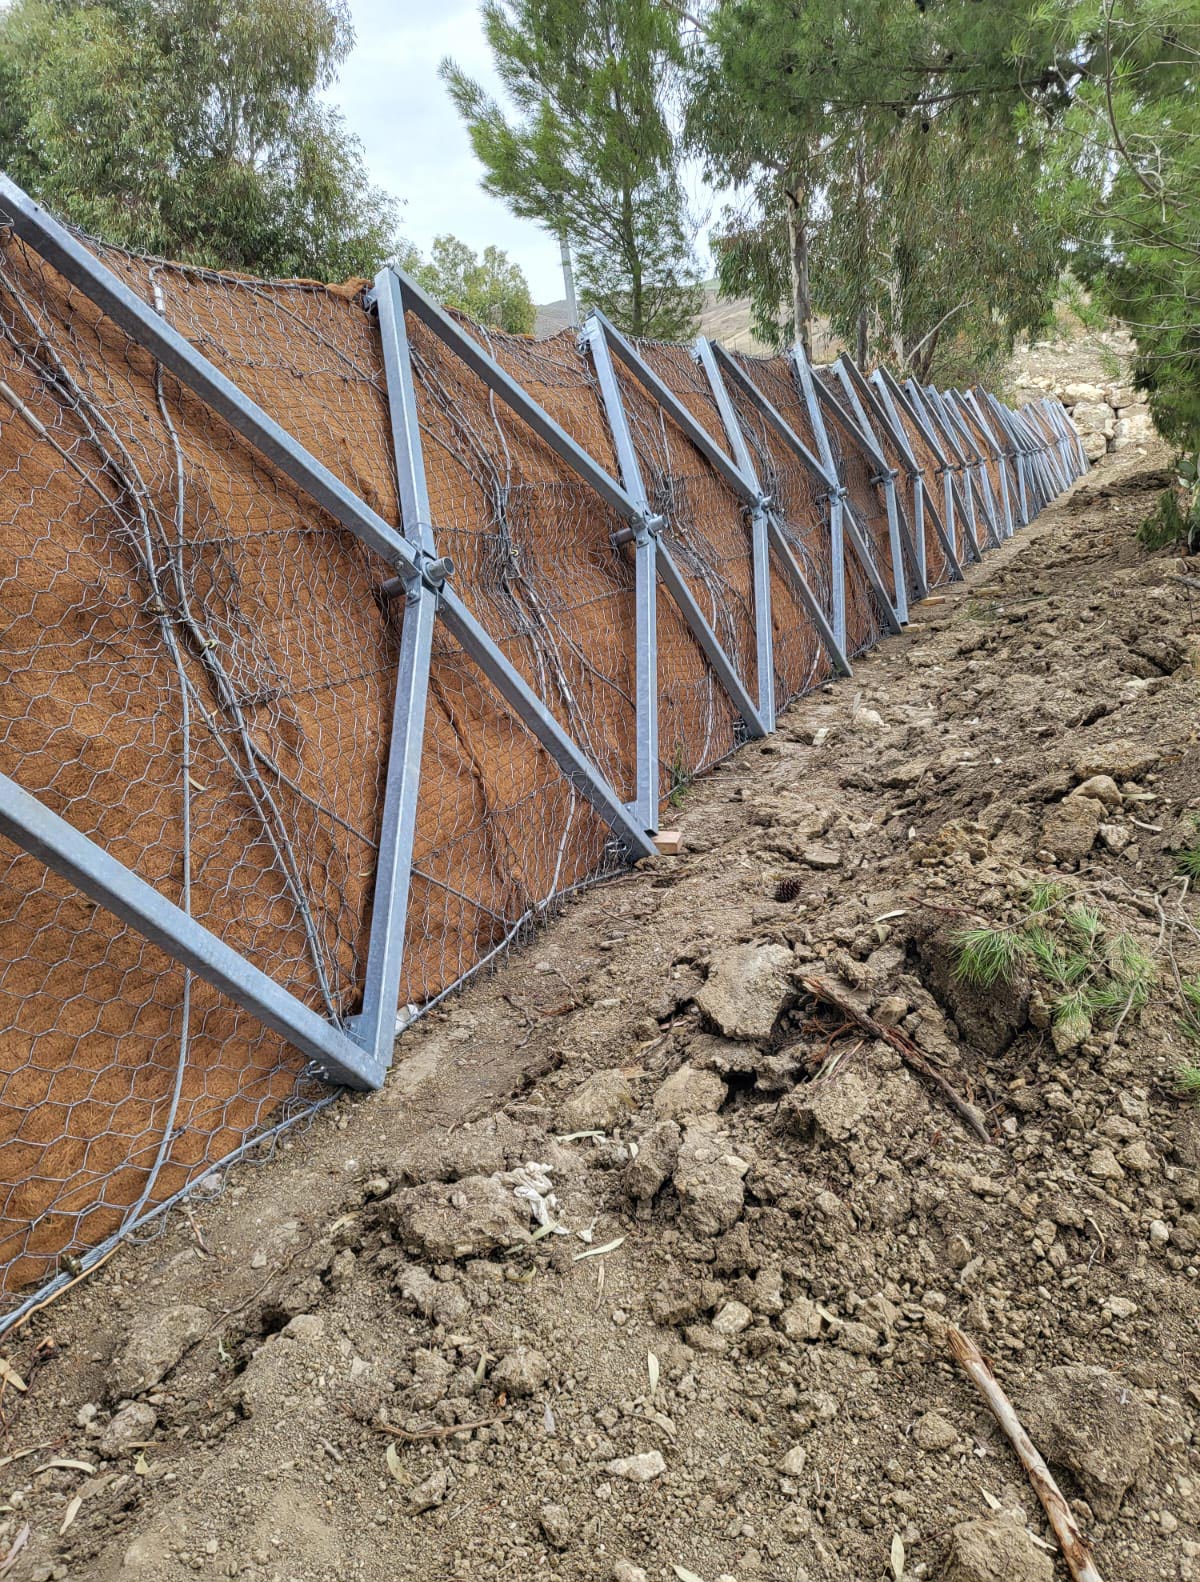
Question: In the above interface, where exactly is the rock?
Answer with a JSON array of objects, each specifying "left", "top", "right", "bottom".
[
  {"left": 1074, "top": 739, "right": 1161, "bottom": 781},
  {"left": 673, "top": 1128, "right": 746, "bottom": 1236},
  {"left": 390, "top": 1116, "right": 521, "bottom": 1184},
  {"left": 539, "top": 1503, "right": 572, "bottom": 1549},
  {"left": 1071, "top": 400, "right": 1116, "bottom": 438},
  {"left": 1042, "top": 795, "right": 1103, "bottom": 861},
  {"left": 1082, "top": 429, "right": 1108, "bottom": 463},
  {"left": 780, "top": 1298, "right": 822, "bottom": 1341},
  {"left": 1149, "top": 1218, "right": 1170, "bottom": 1246},
  {"left": 1074, "top": 774, "right": 1122, "bottom": 809},
  {"left": 1063, "top": 382, "right": 1104, "bottom": 406},
  {"left": 649, "top": 1278, "right": 717, "bottom": 1327},
  {"left": 97, "top": 1400, "right": 158, "bottom": 1459},
  {"left": 384, "top": 1174, "right": 532, "bottom": 1260},
  {"left": 853, "top": 707, "right": 886, "bottom": 731},
  {"left": 801, "top": 844, "right": 842, "bottom": 870},
  {"left": 1106, "top": 384, "right": 1137, "bottom": 409},
  {"left": 410, "top": 1349, "right": 453, "bottom": 1410},
  {"left": 407, "top": 1464, "right": 450, "bottom": 1515},
  {"left": 1098, "top": 823, "right": 1130, "bottom": 854},
  {"left": 493, "top": 1346, "right": 551, "bottom": 1397},
  {"left": 836, "top": 1320, "right": 881, "bottom": 1356},
  {"left": 398, "top": 1265, "right": 469, "bottom": 1327},
  {"left": 783, "top": 1070, "right": 872, "bottom": 1143},
  {"left": 1103, "top": 1295, "right": 1138, "bottom": 1321},
  {"left": 1112, "top": 407, "right": 1155, "bottom": 448},
  {"left": 913, "top": 1410, "right": 957, "bottom": 1451},
  {"left": 1019, "top": 1364, "right": 1158, "bottom": 1519},
  {"left": 778, "top": 1445, "right": 807, "bottom": 1476},
  {"left": 624, "top": 1121, "right": 680, "bottom": 1208},
  {"left": 874, "top": 994, "right": 908, "bottom": 1026},
  {"left": 605, "top": 1450, "right": 666, "bottom": 1482},
  {"left": 1120, "top": 1139, "right": 1155, "bottom": 1173},
  {"left": 711, "top": 1301, "right": 753, "bottom": 1337},
  {"left": 559, "top": 1070, "right": 635, "bottom": 1132},
  {"left": 613, "top": 1562, "right": 648, "bottom": 1582},
  {"left": 943, "top": 1515, "right": 1054, "bottom": 1582},
  {"left": 1088, "top": 1146, "right": 1125, "bottom": 1182},
  {"left": 109, "top": 1304, "right": 209, "bottom": 1397},
  {"left": 695, "top": 941, "right": 793, "bottom": 1042},
  {"left": 653, "top": 1066, "right": 727, "bottom": 1122}
]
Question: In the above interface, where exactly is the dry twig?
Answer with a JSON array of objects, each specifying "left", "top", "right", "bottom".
[
  {"left": 946, "top": 1324, "right": 1104, "bottom": 1582},
  {"left": 800, "top": 977, "right": 991, "bottom": 1144},
  {"left": 375, "top": 1414, "right": 505, "bottom": 1442}
]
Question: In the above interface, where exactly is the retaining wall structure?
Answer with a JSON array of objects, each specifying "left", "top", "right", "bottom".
[{"left": 0, "top": 178, "right": 1086, "bottom": 1327}]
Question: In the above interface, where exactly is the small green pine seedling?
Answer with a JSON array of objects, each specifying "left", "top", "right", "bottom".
[
  {"left": 952, "top": 926, "right": 1022, "bottom": 988},
  {"left": 1027, "top": 879, "right": 1066, "bottom": 915},
  {"left": 1178, "top": 844, "right": 1200, "bottom": 882},
  {"left": 1176, "top": 1061, "right": 1200, "bottom": 1101}
]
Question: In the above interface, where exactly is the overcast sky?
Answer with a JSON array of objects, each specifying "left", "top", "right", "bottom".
[
  {"left": 329, "top": 0, "right": 718, "bottom": 304},
  {"left": 329, "top": 0, "right": 573, "bottom": 302}
]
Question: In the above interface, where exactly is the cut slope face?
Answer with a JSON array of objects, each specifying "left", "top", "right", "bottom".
[{"left": 2, "top": 441, "right": 1196, "bottom": 1582}]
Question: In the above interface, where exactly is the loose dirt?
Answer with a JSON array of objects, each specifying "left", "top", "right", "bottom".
[{"left": 1, "top": 437, "right": 1198, "bottom": 1582}]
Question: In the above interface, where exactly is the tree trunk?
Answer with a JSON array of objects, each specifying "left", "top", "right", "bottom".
[
  {"left": 854, "top": 138, "right": 868, "bottom": 366},
  {"left": 785, "top": 186, "right": 812, "bottom": 359}
]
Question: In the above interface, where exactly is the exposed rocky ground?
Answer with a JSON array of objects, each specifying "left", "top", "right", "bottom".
[
  {"left": 1011, "top": 315, "right": 1149, "bottom": 462},
  {"left": 1, "top": 435, "right": 1199, "bottom": 1582}
]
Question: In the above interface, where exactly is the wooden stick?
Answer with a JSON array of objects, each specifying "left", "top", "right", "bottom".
[
  {"left": 374, "top": 1414, "right": 505, "bottom": 1442},
  {"left": 799, "top": 976, "right": 992, "bottom": 1144},
  {"left": 946, "top": 1324, "right": 1104, "bottom": 1582}
]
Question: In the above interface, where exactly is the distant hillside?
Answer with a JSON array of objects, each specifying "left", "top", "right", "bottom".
[{"left": 534, "top": 285, "right": 840, "bottom": 358}]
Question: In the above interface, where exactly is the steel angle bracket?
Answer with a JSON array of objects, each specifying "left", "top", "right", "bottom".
[
  {"left": 830, "top": 356, "right": 924, "bottom": 608},
  {"left": 926, "top": 384, "right": 1003, "bottom": 551},
  {"left": 580, "top": 311, "right": 768, "bottom": 743},
  {"left": 902, "top": 378, "right": 984, "bottom": 567},
  {"left": 958, "top": 388, "right": 1016, "bottom": 539},
  {"left": 868, "top": 366, "right": 964, "bottom": 585},
  {"left": 795, "top": 342, "right": 907, "bottom": 639},
  {"left": 695, "top": 336, "right": 851, "bottom": 681}
]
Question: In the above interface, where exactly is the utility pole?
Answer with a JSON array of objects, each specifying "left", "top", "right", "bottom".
[{"left": 559, "top": 233, "right": 579, "bottom": 327}]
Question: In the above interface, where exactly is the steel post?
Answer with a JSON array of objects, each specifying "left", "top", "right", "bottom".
[{"left": 579, "top": 314, "right": 661, "bottom": 829}]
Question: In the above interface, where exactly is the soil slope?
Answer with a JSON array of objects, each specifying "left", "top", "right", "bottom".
[{"left": 2, "top": 439, "right": 1199, "bottom": 1582}]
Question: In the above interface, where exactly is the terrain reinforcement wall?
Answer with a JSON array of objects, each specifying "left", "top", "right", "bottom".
[{"left": 0, "top": 226, "right": 1038, "bottom": 1319}]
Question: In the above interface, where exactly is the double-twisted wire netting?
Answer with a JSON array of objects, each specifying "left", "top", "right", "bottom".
[{"left": 0, "top": 216, "right": 1017, "bottom": 1324}]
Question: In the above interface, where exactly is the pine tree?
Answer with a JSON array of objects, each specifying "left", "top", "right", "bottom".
[{"left": 442, "top": 0, "right": 703, "bottom": 340}]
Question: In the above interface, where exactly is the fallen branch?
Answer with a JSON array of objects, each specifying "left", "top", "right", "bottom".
[
  {"left": 799, "top": 976, "right": 991, "bottom": 1144},
  {"left": 375, "top": 1414, "right": 505, "bottom": 1442},
  {"left": 946, "top": 1324, "right": 1104, "bottom": 1582}
]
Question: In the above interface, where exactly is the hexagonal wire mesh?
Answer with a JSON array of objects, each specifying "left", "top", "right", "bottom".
[{"left": 0, "top": 209, "right": 1073, "bottom": 1329}]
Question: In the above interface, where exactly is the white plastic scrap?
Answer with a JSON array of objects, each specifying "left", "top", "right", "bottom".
[{"left": 506, "top": 1161, "right": 569, "bottom": 1235}]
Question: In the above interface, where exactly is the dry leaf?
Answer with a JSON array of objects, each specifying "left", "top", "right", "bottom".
[
  {"left": 133, "top": 1453, "right": 150, "bottom": 1476},
  {"left": 0, "top": 1360, "right": 27, "bottom": 1394},
  {"left": 890, "top": 1532, "right": 905, "bottom": 1580},
  {"left": 572, "top": 1236, "right": 625, "bottom": 1262},
  {"left": 672, "top": 1568, "right": 704, "bottom": 1582},
  {"left": 60, "top": 1495, "right": 82, "bottom": 1535},
  {"left": 980, "top": 1487, "right": 1001, "bottom": 1511},
  {"left": 35, "top": 1459, "right": 95, "bottom": 1475},
  {"left": 647, "top": 1352, "right": 660, "bottom": 1398},
  {"left": 0, "top": 1522, "right": 29, "bottom": 1575},
  {"left": 385, "top": 1443, "right": 403, "bottom": 1482}
]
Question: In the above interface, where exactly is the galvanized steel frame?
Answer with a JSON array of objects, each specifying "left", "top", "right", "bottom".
[{"left": 0, "top": 175, "right": 1079, "bottom": 1106}]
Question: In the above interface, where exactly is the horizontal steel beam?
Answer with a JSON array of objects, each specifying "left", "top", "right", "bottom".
[
  {"left": 0, "top": 773, "right": 385, "bottom": 1090},
  {"left": 0, "top": 176, "right": 422, "bottom": 583}
]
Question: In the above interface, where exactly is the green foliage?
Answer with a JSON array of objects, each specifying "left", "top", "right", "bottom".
[
  {"left": 397, "top": 235, "right": 535, "bottom": 335},
  {"left": 952, "top": 926, "right": 1024, "bottom": 989},
  {"left": 667, "top": 743, "right": 692, "bottom": 808},
  {"left": 690, "top": 0, "right": 1066, "bottom": 368},
  {"left": 952, "top": 886, "right": 1158, "bottom": 1044},
  {"left": 0, "top": 0, "right": 397, "bottom": 279},
  {"left": 441, "top": 0, "right": 703, "bottom": 340},
  {"left": 1044, "top": 1, "right": 1200, "bottom": 456},
  {"left": 1177, "top": 842, "right": 1200, "bottom": 883},
  {"left": 1139, "top": 464, "right": 1200, "bottom": 557}
]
